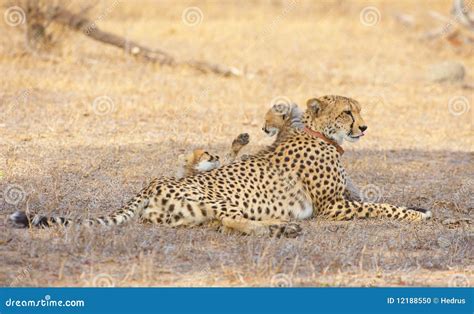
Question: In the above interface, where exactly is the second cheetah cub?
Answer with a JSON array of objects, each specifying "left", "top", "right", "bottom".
[{"left": 262, "top": 102, "right": 304, "bottom": 143}]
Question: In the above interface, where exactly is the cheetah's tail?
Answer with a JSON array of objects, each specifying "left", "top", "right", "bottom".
[{"left": 8, "top": 190, "right": 149, "bottom": 229}]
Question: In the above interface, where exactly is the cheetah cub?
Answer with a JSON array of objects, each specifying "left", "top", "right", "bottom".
[
  {"left": 262, "top": 102, "right": 304, "bottom": 142},
  {"left": 176, "top": 149, "right": 221, "bottom": 178},
  {"left": 176, "top": 133, "right": 250, "bottom": 178}
]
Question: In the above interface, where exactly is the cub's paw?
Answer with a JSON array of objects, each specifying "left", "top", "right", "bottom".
[
  {"left": 269, "top": 222, "right": 302, "bottom": 238},
  {"left": 234, "top": 133, "right": 250, "bottom": 146}
]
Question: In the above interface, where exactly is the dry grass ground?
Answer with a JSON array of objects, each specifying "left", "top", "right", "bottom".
[{"left": 0, "top": 0, "right": 473, "bottom": 287}]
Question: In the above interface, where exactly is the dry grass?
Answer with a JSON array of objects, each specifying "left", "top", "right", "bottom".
[{"left": 0, "top": 0, "right": 473, "bottom": 287}]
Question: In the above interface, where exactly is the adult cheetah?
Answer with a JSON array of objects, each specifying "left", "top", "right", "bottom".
[{"left": 10, "top": 95, "right": 432, "bottom": 236}]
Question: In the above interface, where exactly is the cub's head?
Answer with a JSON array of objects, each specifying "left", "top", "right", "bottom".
[
  {"left": 177, "top": 149, "right": 220, "bottom": 178},
  {"left": 262, "top": 102, "right": 303, "bottom": 136},
  {"left": 191, "top": 149, "right": 220, "bottom": 172},
  {"left": 305, "top": 95, "right": 367, "bottom": 144}
]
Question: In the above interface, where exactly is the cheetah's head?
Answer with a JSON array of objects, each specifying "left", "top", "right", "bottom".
[
  {"left": 262, "top": 102, "right": 303, "bottom": 137},
  {"left": 305, "top": 95, "right": 367, "bottom": 145}
]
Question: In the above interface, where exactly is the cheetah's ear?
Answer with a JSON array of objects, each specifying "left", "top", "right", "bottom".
[{"left": 306, "top": 98, "right": 323, "bottom": 116}]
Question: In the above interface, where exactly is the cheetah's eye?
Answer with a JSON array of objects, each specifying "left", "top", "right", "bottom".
[{"left": 343, "top": 110, "right": 352, "bottom": 115}]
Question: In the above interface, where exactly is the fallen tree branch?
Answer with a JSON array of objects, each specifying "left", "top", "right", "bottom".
[
  {"left": 47, "top": 6, "right": 174, "bottom": 65},
  {"left": 185, "top": 60, "right": 241, "bottom": 77},
  {"left": 33, "top": 5, "right": 241, "bottom": 77}
]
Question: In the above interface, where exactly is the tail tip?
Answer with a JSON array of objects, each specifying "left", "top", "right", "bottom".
[
  {"left": 408, "top": 207, "right": 433, "bottom": 220},
  {"left": 422, "top": 210, "right": 433, "bottom": 220},
  {"left": 8, "top": 211, "right": 30, "bottom": 228}
]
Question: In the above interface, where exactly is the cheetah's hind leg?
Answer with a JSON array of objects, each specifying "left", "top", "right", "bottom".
[{"left": 220, "top": 215, "right": 302, "bottom": 238}]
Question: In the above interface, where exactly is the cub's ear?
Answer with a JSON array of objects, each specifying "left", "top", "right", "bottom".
[{"left": 306, "top": 98, "right": 323, "bottom": 116}]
